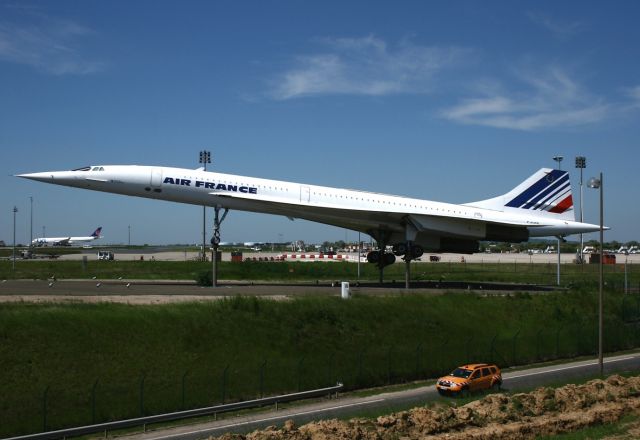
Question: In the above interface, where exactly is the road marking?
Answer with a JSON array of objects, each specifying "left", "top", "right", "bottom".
[
  {"left": 149, "top": 398, "right": 387, "bottom": 440},
  {"left": 506, "top": 355, "right": 638, "bottom": 380}
]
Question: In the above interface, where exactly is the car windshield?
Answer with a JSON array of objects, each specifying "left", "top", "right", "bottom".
[{"left": 450, "top": 368, "right": 473, "bottom": 378}]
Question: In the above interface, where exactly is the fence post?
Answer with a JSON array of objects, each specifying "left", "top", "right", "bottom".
[
  {"left": 439, "top": 338, "right": 449, "bottom": 373},
  {"left": 556, "top": 326, "right": 564, "bottom": 358},
  {"left": 297, "top": 356, "right": 305, "bottom": 392},
  {"left": 181, "top": 371, "right": 188, "bottom": 410},
  {"left": 42, "top": 385, "right": 49, "bottom": 432},
  {"left": 92, "top": 379, "right": 99, "bottom": 424},
  {"left": 221, "top": 364, "right": 229, "bottom": 404},
  {"left": 536, "top": 329, "right": 543, "bottom": 361},
  {"left": 465, "top": 336, "right": 473, "bottom": 364},
  {"left": 415, "top": 343, "right": 422, "bottom": 379},
  {"left": 489, "top": 334, "right": 498, "bottom": 364},
  {"left": 139, "top": 373, "right": 146, "bottom": 417},
  {"left": 259, "top": 360, "right": 267, "bottom": 398},
  {"left": 512, "top": 329, "right": 521, "bottom": 367},
  {"left": 387, "top": 347, "right": 392, "bottom": 385}
]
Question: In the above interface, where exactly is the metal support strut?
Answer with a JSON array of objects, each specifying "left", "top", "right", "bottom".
[{"left": 211, "top": 206, "right": 229, "bottom": 287}]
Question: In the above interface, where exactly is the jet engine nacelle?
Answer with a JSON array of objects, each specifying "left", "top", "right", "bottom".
[
  {"left": 438, "top": 238, "right": 480, "bottom": 254},
  {"left": 485, "top": 224, "right": 529, "bottom": 243}
]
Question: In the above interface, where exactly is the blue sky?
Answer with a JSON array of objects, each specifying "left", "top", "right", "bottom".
[{"left": 1, "top": 0, "right": 639, "bottom": 246}]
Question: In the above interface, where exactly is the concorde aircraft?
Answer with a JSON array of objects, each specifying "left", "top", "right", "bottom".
[
  {"left": 31, "top": 226, "right": 102, "bottom": 247},
  {"left": 17, "top": 165, "right": 601, "bottom": 267}
]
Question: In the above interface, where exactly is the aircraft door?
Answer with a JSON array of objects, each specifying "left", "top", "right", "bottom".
[
  {"left": 150, "top": 168, "right": 163, "bottom": 188},
  {"left": 300, "top": 186, "right": 311, "bottom": 203}
]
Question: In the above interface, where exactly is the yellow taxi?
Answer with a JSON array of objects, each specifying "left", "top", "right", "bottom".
[{"left": 436, "top": 363, "right": 502, "bottom": 397}]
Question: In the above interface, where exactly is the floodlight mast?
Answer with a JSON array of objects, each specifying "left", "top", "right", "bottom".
[
  {"left": 552, "top": 156, "right": 564, "bottom": 285},
  {"left": 575, "top": 156, "right": 587, "bottom": 263},
  {"left": 588, "top": 173, "right": 604, "bottom": 377},
  {"left": 199, "top": 150, "right": 211, "bottom": 262},
  {"left": 12, "top": 206, "right": 18, "bottom": 271}
]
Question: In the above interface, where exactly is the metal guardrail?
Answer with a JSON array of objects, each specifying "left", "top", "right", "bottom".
[{"left": 4, "top": 383, "right": 344, "bottom": 440}]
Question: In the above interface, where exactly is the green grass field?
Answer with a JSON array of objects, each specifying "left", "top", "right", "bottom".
[
  {"left": 1, "top": 259, "right": 638, "bottom": 289},
  {"left": 1, "top": 289, "right": 639, "bottom": 437},
  {"left": 1, "top": 260, "right": 639, "bottom": 437}
]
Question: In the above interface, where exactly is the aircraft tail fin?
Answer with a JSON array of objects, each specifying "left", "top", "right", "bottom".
[
  {"left": 465, "top": 168, "right": 575, "bottom": 221},
  {"left": 92, "top": 227, "right": 102, "bottom": 238}
]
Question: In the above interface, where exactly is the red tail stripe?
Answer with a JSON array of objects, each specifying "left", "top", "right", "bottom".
[{"left": 549, "top": 195, "right": 573, "bottom": 214}]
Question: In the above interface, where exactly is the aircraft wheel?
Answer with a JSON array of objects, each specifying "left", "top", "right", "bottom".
[
  {"left": 383, "top": 253, "right": 396, "bottom": 266},
  {"left": 411, "top": 245, "right": 424, "bottom": 259},
  {"left": 393, "top": 243, "right": 407, "bottom": 256},
  {"left": 367, "top": 251, "right": 381, "bottom": 264}
]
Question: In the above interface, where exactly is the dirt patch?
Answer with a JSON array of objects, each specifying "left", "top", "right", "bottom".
[
  {"left": 214, "top": 374, "right": 640, "bottom": 439},
  {"left": 0, "top": 294, "right": 290, "bottom": 304}
]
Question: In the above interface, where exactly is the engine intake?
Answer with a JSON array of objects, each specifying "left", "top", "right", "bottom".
[{"left": 485, "top": 224, "right": 529, "bottom": 243}]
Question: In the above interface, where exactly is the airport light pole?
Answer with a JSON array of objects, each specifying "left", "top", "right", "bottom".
[
  {"left": 199, "top": 150, "right": 211, "bottom": 261},
  {"left": 553, "top": 156, "right": 563, "bottom": 285},
  {"left": 588, "top": 172, "right": 604, "bottom": 377},
  {"left": 12, "top": 206, "right": 18, "bottom": 271},
  {"left": 128, "top": 225, "right": 131, "bottom": 246},
  {"left": 29, "top": 196, "right": 33, "bottom": 248},
  {"left": 575, "top": 157, "right": 586, "bottom": 264}
]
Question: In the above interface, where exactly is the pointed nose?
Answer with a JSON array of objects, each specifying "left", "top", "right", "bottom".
[
  {"left": 16, "top": 171, "right": 80, "bottom": 186},
  {"left": 16, "top": 172, "right": 59, "bottom": 182}
]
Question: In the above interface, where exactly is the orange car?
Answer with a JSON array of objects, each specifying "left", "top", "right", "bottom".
[{"left": 436, "top": 363, "right": 502, "bottom": 397}]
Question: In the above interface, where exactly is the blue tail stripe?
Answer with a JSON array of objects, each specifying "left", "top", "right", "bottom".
[
  {"left": 506, "top": 169, "right": 566, "bottom": 208},
  {"left": 532, "top": 181, "right": 571, "bottom": 210},
  {"left": 522, "top": 174, "right": 570, "bottom": 209}
]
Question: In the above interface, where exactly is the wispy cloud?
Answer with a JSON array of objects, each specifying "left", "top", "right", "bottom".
[
  {"left": 440, "top": 67, "right": 610, "bottom": 130},
  {"left": 0, "top": 8, "right": 103, "bottom": 75},
  {"left": 269, "top": 35, "right": 471, "bottom": 100},
  {"left": 626, "top": 85, "right": 640, "bottom": 108},
  {"left": 527, "top": 11, "right": 586, "bottom": 39}
]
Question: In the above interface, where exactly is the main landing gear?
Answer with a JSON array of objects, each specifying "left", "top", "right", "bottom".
[
  {"left": 210, "top": 206, "right": 229, "bottom": 287},
  {"left": 366, "top": 227, "right": 425, "bottom": 288},
  {"left": 366, "top": 243, "right": 424, "bottom": 287}
]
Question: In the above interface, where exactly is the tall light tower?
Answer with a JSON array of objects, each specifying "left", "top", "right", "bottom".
[
  {"left": 553, "top": 156, "right": 563, "bottom": 285},
  {"left": 29, "top": 196, "right": 33, "bottom": 248},
  {"left": 12, "top": 206, "right": 18, "bottom": 271},
  {"left": 588, "top": 172, "right": 604, "bottom": 377},
  {"left": 199, "top": 150, "right": 211, "bottom": 261},
  {"left": 575, "top": 156, "right": 586, "bottom": 263}
]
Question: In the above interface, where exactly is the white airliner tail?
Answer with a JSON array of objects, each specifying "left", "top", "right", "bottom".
[{"left": 465, "top": 168, "right": 575, "bottom": 221}]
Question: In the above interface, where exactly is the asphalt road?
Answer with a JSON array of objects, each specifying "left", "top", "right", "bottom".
[
  {"left": 0, "top": 277, "right": 563, "bottom": 304},
  {"left": 122, "top": 352, "right": 640, "bottom": 440}
]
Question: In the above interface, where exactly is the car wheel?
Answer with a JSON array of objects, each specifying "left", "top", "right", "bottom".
[
  {"left": 491, "top": 381, "right": 501, "bottom": 392},
  {"left": 460, "top": 387, "right": 470, "bottom": 398}
]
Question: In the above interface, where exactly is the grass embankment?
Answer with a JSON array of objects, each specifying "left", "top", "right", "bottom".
[
  {"left": 1, "top": 260, "right": 638, "bottom": 288},
  {"left": 1, "top": 291, "right": 639, "bottom": 437}
]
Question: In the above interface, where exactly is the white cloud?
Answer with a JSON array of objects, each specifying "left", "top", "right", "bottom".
[
  {"left": 626, "top": 85, "right": 640, "bottom": 108},
  {"left": 270, "top": 35, "right": 471, "bottom": 100},
  {"left": 0, "top": 11, "right": 103, "bottom": 75},
  {"left": 440, "top": 67, "right": 610, "bottom": 130},
  {"left": 527, "top": 11, "right": 586, "bottom": 39}
]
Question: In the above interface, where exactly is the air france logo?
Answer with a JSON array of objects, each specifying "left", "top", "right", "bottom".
[{"left": 163, "top": 177, "right": 258, "bottom": 194}]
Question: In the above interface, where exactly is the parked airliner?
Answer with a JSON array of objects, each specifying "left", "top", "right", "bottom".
[
  {"left": 31, "top": 226, "right": 102, "bottom": 247},
  {"left": 17, "top": 165, "right": 602, "bottom": 265}
]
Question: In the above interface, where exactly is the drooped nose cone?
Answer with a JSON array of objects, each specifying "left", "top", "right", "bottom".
[
  {"left": 16, "top": 171, "right": 80, "bottom": 185},
  {"left": 16, "top": 171, "right": 58, "bottom": 182}
]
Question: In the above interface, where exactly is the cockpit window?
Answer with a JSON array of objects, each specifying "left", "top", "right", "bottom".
[
  {"left": 89, "top": 166, "right": 105, "bottom": 171},
  {"left": 72, "top": 166, "right": 91, "bottom": 171}
]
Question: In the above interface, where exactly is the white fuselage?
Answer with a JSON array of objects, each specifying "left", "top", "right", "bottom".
[{"left": 18, "top": 165, "right": 601, "bottom": 251}]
